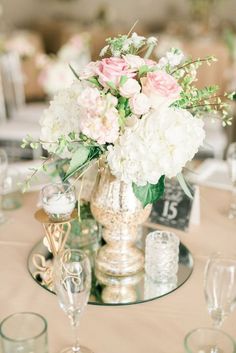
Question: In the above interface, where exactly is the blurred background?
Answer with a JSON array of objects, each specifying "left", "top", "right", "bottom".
[{"left": 0, "top": 0, "right": 236, "bottom": 164}]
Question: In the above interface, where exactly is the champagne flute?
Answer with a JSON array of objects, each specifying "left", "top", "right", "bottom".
[
  {"left": 204, "top": 253, "right": 236, "bottom": 328},
  {"left": 53, "top": 248, "right": 93, "bottom": 353},
  {"left": 226, "top": 142, "right": 236, "bottom": 219},
  {"left": 0, "top": 148, "right": 8, "bottom": 224}
]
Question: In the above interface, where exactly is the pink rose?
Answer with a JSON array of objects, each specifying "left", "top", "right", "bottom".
[
  {"left": 141, "top": 71, "right": 182, "bottom": 109},
  {"left": 119, "top": 78, "right": 141, "bottom": 98},
  {"left": 96, "top": 57, "right": 135, "bottom": 87},
  {"left": 79, "top": 61, "right": 100, "bottom": 80},
  {"left": 129, "top": 93, "right": 150, "bottom": 116}
]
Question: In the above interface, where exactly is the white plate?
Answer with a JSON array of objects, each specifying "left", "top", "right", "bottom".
[{"left": 187, "top": 158, "right": 232, "bottom": 191}]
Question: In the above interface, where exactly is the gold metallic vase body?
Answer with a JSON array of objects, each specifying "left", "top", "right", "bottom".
[{"left": 90, "top": 166, "right": 151, "bottom": 276}]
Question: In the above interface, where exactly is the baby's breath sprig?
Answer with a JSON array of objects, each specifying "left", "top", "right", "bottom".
[{"left": 99, "top": 32, "right": 157, "bottom": 58}]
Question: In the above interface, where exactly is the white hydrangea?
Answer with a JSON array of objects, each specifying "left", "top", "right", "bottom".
[
  {"left": 40, "top": 81, "right": 83, "bottom": 157},
  {"left": 38, "top": 61, "right": 74, "bottom": 97},
  {"left": 107, "top": 107, "right": 205, "bottom": 186}
]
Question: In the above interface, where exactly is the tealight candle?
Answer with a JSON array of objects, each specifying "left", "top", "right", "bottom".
[{"left": 42, "top": 183, "right": 76, "bottom": 221}]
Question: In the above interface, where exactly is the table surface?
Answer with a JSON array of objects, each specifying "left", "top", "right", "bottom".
[{"left": 0, "top": 186, "right": 235, "bottom": 353}]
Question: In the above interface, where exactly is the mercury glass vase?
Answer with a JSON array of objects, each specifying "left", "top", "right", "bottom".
[{"left": 90, "top": 165, "right": 152, "bottom": 276}]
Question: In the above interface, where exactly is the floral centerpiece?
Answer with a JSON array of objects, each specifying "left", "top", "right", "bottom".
[
  {"left": 37, "top": 33, "right": 90, "bottom": 97},
  {"left": 24, "top": 31, "right": 233, "bottom": 276},
  {"left": 3, "top": 33, "right": 36, "bottom": 59}
]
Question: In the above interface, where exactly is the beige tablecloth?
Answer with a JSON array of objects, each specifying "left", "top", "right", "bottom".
[{"left": 0, "top": 187, "right": 235, "bottom": 353}]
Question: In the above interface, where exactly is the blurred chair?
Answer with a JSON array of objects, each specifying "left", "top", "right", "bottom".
[{"left": 0, "top": 103, "right": 45, "bottom": 162}]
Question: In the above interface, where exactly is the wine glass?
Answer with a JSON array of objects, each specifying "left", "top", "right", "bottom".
[
  {"left": 0, "top": 148, "right": 8, "bottom": 224},
  {"left": 226, "top": 142, "right": 236, "bottom": 219},
  {"left": 184, "top": 327, "right": 236, "bottom": 353},
  {"left": 53, "top": 248, "right": 93, "bottom": 353},
  {"left": 204, "top": 253, "right": 236, "bottom": 328}
]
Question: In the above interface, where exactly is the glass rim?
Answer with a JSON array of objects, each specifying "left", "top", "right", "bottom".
[
  {"left": 208, "top": 251, "right": 236, "bottom": 263},
  {"left": 0, "top": 312, "right": 47, "bottom": 342},
  {"left": 146, "top": 230, "right": 180, "bottom": 244},
  {"left": 42, "top": 182, "right": 75, "bottom": 193},
  {"left": 184, "top": 327, "right": 236, "bottom": 353}
]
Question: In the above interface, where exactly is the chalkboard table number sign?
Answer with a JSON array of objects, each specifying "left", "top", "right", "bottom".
[{"left": 147, "top": 180, "right": 200, "bottom": 231}]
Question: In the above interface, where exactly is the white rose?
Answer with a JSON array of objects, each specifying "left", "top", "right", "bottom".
[
  {"left": 129, "top": 93, "right": 150, "bottom": 115},
  {"left": 119, "top": 78, "right": 141, "bottom": 98},
  {"left": 123, "top": 54, "right": 145, "bottom": 69}
]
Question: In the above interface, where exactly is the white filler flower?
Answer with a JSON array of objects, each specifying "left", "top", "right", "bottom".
[
  {"left": 40, "top": 82, "right": 83, "bottom": 157},
  {"left": 107, "top": 107, "right": 205, "bottom": 186}
]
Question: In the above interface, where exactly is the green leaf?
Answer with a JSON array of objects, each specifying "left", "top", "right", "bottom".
[
  {"left": 65, "top": 145, "right": 90, "bottom": 180},
  {"left": 107, "top": 81, "right": 116, "bottom": 90},
  {"left": 138, "top": 65, "right": 149, "bottom": 77},
  {"left": 132, "top": 176, "right": 165, "bottom": 208},
  {"left": 120, "top": 75, "right": 128, "bottom": 86},
  {"left": 176, "top": 173, "right": 193, "bottom": 199},
  {"left": 87, "top": 77, "right": 101, "bottom": 88}
]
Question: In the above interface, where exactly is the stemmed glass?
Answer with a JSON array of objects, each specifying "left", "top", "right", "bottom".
[
  {"left": 226, "top": 142, "right": 236, "bottom": 219},
  {"left": 184, "top": 327, "right": 236, "bottom": 353},
  {"left": 204, "top": 253, "right": 236, "bottom": 328},
  {"left": 53, "top": 248, "right": 93, "bottom": 353},
  {"left": 0, "top": 148, "right": 8, "bottom": 224}
]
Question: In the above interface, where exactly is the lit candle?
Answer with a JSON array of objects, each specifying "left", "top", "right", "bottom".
[{"left": 43, "top": 194, "right": 75, "bottom": 220}]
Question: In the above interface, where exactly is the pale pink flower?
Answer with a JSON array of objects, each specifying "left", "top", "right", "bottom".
[
  {"left": 80, "top": 108, "right": 119, "bottom": 144},
  {"left": 69, "top": 34, "right": 83, "bottom": 50},
  {"left": 141, "top": 71, "right": 182, "bottom": 109},
  {"left": 144, "top": 58, "right": 158, "bottom": 67},
  {"left": 119, "top": 78, "right": 141, "bottom": 98},
  {"left": 123, "top": 54, "right": 145, "bottom": 69},
  {"left": 129, "top": 93, "right": 150, "bottom": 115},
  {"left": 38, "top": 61, "right": 74, "bottom": 96},
  {"left": 95, "top": 57, "right": 135, "bottom": 87},
  {"left": 78, "top": 90, "right": 119, "bottom": 144},
  {"left": 77, "top": 87, "right": 100, "bottom": 110},
  {"left": 79, "top": 61, "right": 100, "bottom": 80}
]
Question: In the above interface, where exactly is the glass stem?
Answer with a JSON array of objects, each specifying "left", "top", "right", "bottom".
[
  {"left": 229, "top": 184, "right": 236, "bottom": 219},
  {"left": 212, "top": 318, "right": 222, "bottom": 329},
  {"left": 231, "top": 184, "right": 236, "bottom": 205},
  {"left": 0, "top": 193, "right": 5, "bottom": 223},
  {"left": 71, "top": 320, "right": 80, "bottom": 353}
]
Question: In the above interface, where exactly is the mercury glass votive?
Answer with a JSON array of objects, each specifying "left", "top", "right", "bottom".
[
  {"left": 42, "top": 183, "right": 76, "bottom": 221},
  {"left": 145, "top": 230, "right": 180, "bottom": 283}
]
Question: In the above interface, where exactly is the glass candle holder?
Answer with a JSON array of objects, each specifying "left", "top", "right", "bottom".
[
  {"left": 42, "top": 183, "right": 76, "bottom": 221},
  {"left": 0, "top": 312, "right": 48, "bottom": 353},
  {"left": 2, "top": 169, "right": 23, "bottom": 210},
  {"left": 184, "top": 327, "right": 236, "bottom": 353},
  {"left": 145, "top": 230, "right": 180, "bottom": 283}
]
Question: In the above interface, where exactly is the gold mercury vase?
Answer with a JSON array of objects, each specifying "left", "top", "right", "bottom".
[{"left": 90, "top": 164, "right": 152, "bottom": 277}]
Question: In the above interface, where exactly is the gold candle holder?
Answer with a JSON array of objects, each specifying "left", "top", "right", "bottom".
[{"left": 32, "top": 208, "right": 77, "bottom": 289}]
